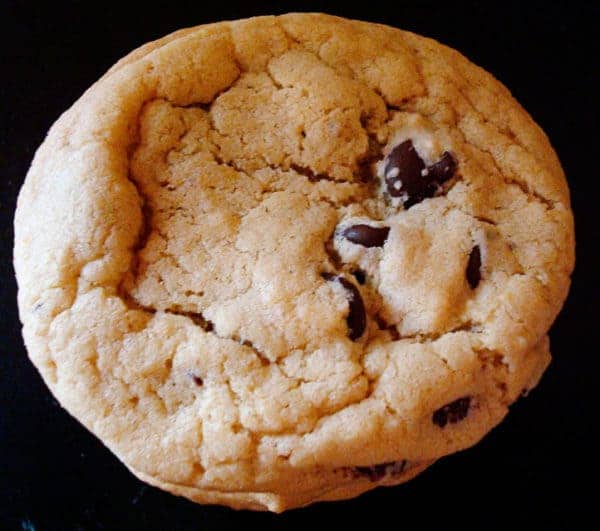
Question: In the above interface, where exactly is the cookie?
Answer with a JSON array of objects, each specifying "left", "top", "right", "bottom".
[{"left": 13, "top": 14, "right": 574, "bottom": 512}]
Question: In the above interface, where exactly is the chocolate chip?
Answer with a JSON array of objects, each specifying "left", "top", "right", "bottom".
[
  {"left": 324, "top": 275, "right": 366, "bottom": 340},
  {"left": 432, "top": 397, "right": 471, "bottom": 427},
  {"left": 188, "top": 372, "right": 203, "bottom": 386},
  {"left": 353, "top": 460, "right": 407, "bottom": 481},
  {"left": 384, "top": 140, "right": 426, "bottom": 204},
  {"left": 466, "top": 245, "right": 482, "bottom": 289},
  {"left": 337, "top": 277, "right": 366, "bottom": 341},
  {"left": 383, "top": 140, "right": 457, "bottom": 208},
  {"left": 342, "top": 224, "right": 390, "bottom": 248},
  {"left": 352, "top": 269, "right": 366, "bottom": 285}
]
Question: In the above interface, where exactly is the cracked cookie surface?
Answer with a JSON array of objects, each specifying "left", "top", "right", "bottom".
[{"left": 14, "top": 14, "right": 574, "bottom": 512}]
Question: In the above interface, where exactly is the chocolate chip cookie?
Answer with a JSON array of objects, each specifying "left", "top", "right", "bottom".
[{"left": 14, "top": 14, "right": 575, "bottom": 511}]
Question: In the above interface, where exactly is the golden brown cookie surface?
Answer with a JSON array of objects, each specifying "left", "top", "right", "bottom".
[{"left": 14, "top": 14, "right": 574, "bottom": 512}]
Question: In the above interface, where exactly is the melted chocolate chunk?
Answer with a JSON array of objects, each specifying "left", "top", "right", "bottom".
[
  {"left": 427, "top": 151, "right": 457, "bottom": 183},
  {"left": 353, "top": 460, "right": 407, "bottom": 481},
  {"left": 432, "top": 397, "right": 471, "bottom": 427},
  {"left": 466, "top": 245, "right": 482, "bottom": 289},
  {"left": 342, "top": 224, "right": 390, "bottom": 247},
  {"left": 383, "top": 140, "right": 457, "bottom": 208}
]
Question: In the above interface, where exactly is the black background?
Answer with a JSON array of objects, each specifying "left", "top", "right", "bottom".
[{"left": 1, "top": 2, "right": 597, "bottom": 530}]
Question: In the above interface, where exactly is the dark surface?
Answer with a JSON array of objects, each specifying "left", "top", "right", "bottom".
[{"left": 1, "top": 2, "right": 597, "bottom": 530}]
